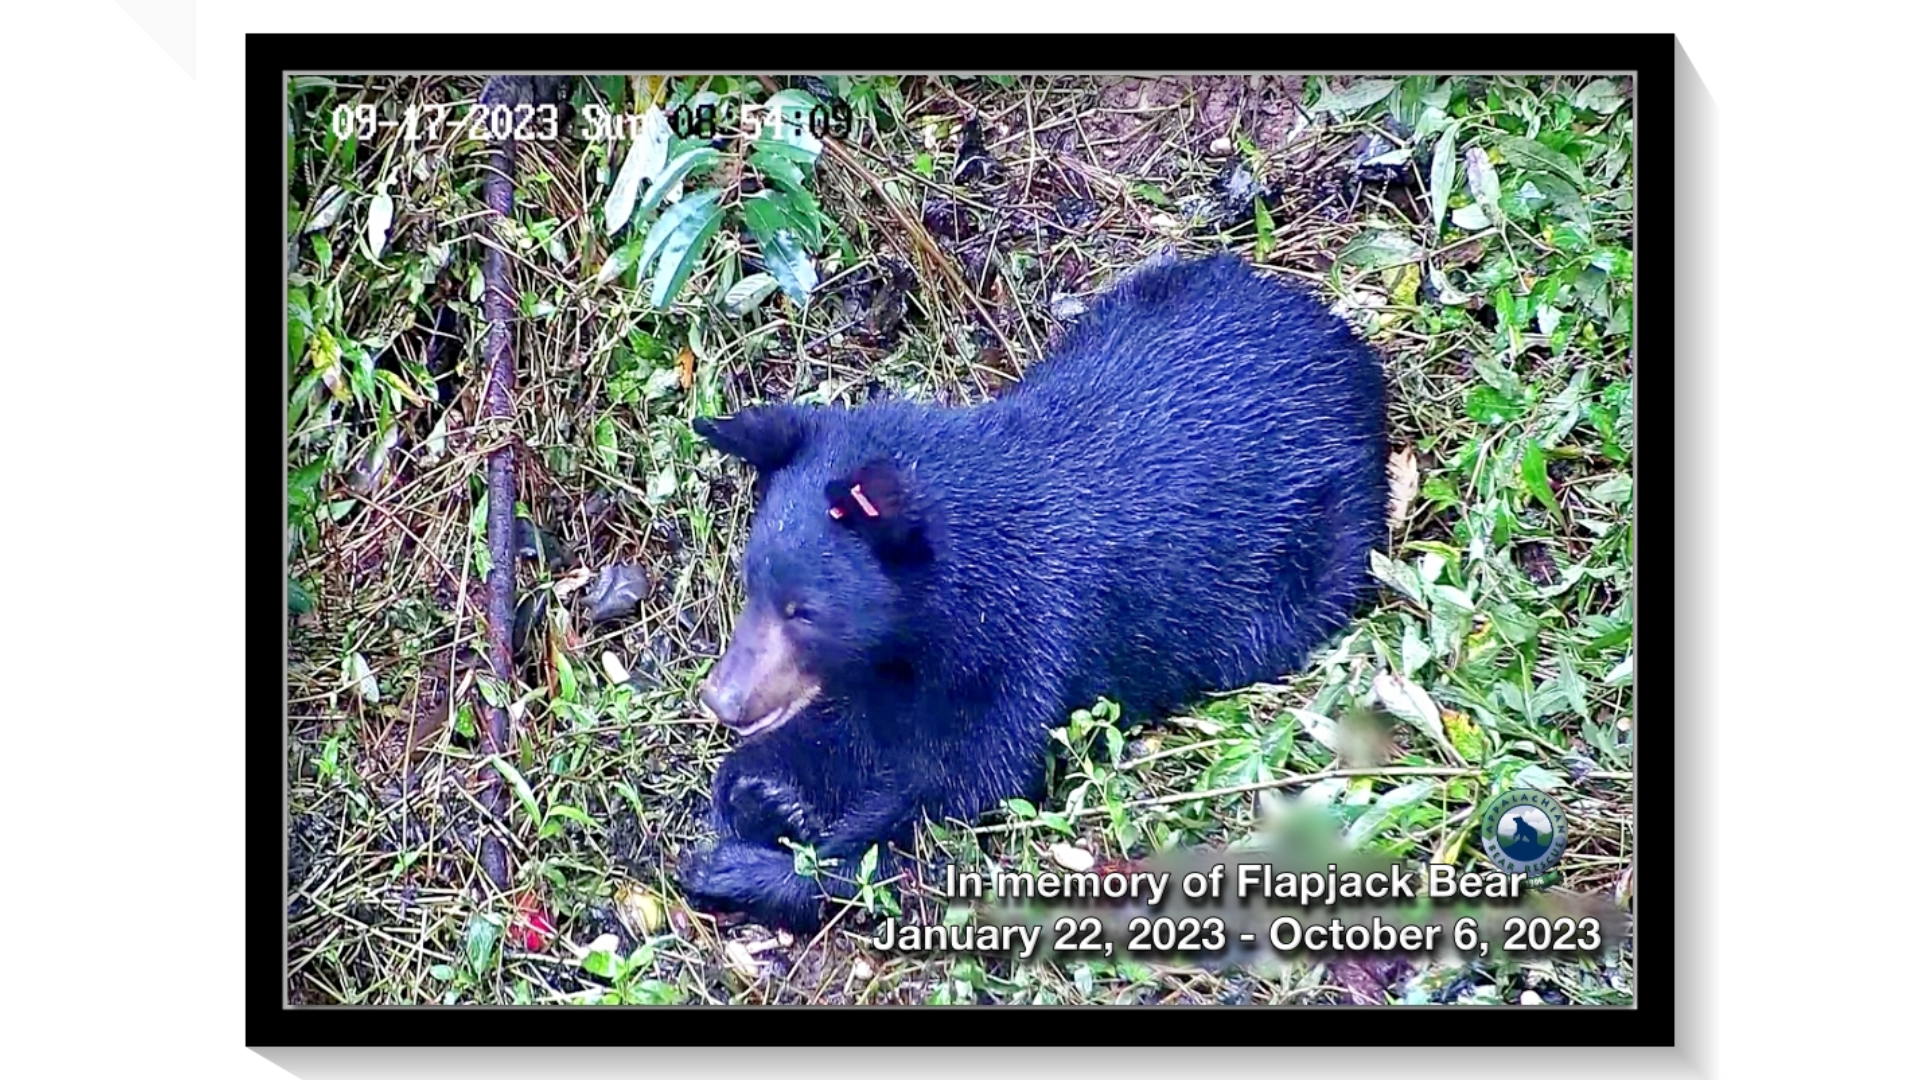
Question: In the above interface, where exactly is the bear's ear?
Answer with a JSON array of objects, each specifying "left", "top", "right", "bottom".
[
  {"left": 825, "top": 460, "right": 931, "bottom": 566},
  {"left": 693, "top": 405, "right": 808, "bottom": 474}
]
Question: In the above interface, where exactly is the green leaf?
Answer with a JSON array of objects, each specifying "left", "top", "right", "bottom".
[
  {"left": 595, "top": 237, "right": 646, "bottom": 286},
  {"left": 1401, "top": 622, "right": 1432, "bottom": 676},
  {"left": 1335, "top": 230, "right": 1423, "bottom": 272},
  {"left": 486, "top": 755, "right": 541, "bottom": 827},
  {"left": 465, "top": 914, "right": 501, "bottom": 972},
  {"left": 1464, "top": 385, "right": 1520, "bottom": 425},
  {"left": 1370, "top": 550, "right": 1427, "bottom": 605},
  {"left": 740, "top": 191, "right": 819, "bottom": 305},
  {"left": 1252, "top": 196, "right": 1275, "bottom": 261},
  {"left": 1346, "top": 779, "right": 1437, "bottom": 847},
  {"left": 637, "top": 188, "right": 723, "bottom": 309},
  {"left": 722, "top": 272, "right": 781, "bottom": 316},
  {"left": 288, "top": 577, "right": 313, "bottom": 615},
  {"left": 1132, "top": 182, "right": 1170, "bottom": 206},
  {"left": 593, "top": 415, "right": 619, "bottom": 472},
  {"left": 751, "top": 146, "right": 809, "bottom": 194},
  {"left": 1513, "top": 764, "right": 1567, "bottom": 792},
  {"left": 1311, "top": 78, "right": 1398, "bottom": 116},
  {"left": 1493, "top": 135, "right": 1584, "bottom": 188},
  {"left": 757, "top": 89, "right": 826, "bottom": 165},
  {"left": 544, "top": 803, "right": 598, "bottom": 830},
  {"left": 1428, "top": 119, "right": 1463, "bottom": 237},
  {"left": 1515, "top": 172, "right": 1589, "bottom": 230},
  {"left": 581, "top": 944, "right": 621, "bottom": 980},
  {"left": 638, "top": 148, "right": 721, "bottom": 216},
  {"left": 1002, "top": 797, "right": 1037, "bottom": 819},
  {"left": 1520, "top": 439, "right": 1562, "bottom": 519}
]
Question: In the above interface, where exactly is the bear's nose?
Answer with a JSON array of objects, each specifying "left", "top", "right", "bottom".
[{"left": 698, "top": 679, "right": 743, "bottom": 728}]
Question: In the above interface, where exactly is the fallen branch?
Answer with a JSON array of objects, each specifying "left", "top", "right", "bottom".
[{"left": 473, "top": 76, "right": 546, "bottom": 892}]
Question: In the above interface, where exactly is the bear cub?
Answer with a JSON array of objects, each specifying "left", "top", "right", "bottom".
[{"left": 678, "top": 253, "right": 1388, "bottom": 931}]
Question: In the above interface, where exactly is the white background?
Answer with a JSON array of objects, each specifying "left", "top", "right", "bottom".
[{"left": 1, "top": 3, "right": 1901, "bottom": 1077}]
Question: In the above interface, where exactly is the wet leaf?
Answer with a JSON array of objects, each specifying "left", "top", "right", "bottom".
[
  {"left": 605, "top": 108, "right": 670, "bottom": 236},
  {"left": 346, "top": 652, "right": 379, "bottom": 704},
  {"left": 740, "top": 191, "right": 819, "bottom": 305},
  {"left": 1370, "top": 550, "right": 1426, "bottom": 605},
  {"left": 1401, "top": 623, "right": 1432, "bottom": 677},
  {"left": 723, "top": 272, "right": 780, "bottom": 316},
  {"left": 638, "top": 147, "right": 721, "bottom": 216},
  {"left": 511, "top": 591, "right": 547, "bottom": 661},
  {"left": 366, "top": 190, "right": 393, "bottom": 259},
  {"left": 1452, "top": 204, "right": 1492, "bottom": 231},
  {"left": 585, "top": 564, "right": 650, "bottom": 624},
  {"left": 304, "top": 186, "right": 347, "bottom": 233},
  {"left": 1513, "top": 764, "right": 1567, "bottom": 792},
  {"left": 593, "top": 415, "right": 619, "bottom": 472}
]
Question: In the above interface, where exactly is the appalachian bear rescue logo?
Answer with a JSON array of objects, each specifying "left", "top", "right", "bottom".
[{"left": 1480, "top": 788, "right": 1569, "bottom": 877}]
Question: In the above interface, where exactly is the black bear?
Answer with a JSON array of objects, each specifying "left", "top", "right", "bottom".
[{"left": 677, "top": 253, "right": 1387, "bottom": 930}]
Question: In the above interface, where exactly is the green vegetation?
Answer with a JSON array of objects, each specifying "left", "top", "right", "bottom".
[{"left": 286, "top": 73, "right": 1633, "bottom": 1006}]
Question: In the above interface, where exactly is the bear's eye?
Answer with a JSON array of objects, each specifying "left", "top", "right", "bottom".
[{"left": 783, "top": 601, "right": 814, "bottom": 623}]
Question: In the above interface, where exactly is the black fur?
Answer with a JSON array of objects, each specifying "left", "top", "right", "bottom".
[{"left": 679, "top": 254, "right": 1389, "bottom": 930}]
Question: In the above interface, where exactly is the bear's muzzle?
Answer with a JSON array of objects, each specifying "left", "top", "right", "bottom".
[{"left": 698, "top": 604, "right": 820, "bottom": 738}]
